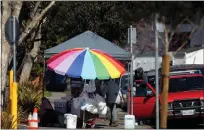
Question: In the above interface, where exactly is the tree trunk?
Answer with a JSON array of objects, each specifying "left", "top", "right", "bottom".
[
  {"left": 1, "top": 1, "right": 11, "bottom": 111},
  {"left": 1, "top": 1, "right": 23, "bottom": 111},
  {"left": 160, "top": 16, "right": 170, "bottom": 129},
  {"left": 18, "top": 1, "right": 55, "bottom": 83},
  {"left": 1, "top": 1, "right": 55, "bottom": 111},
  {"left": 19, "top": 25, "right": 42, "bottom": 83}
]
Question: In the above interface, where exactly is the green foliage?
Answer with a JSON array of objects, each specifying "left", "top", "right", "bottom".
[
  {"left": 44, "top": 91, "right": 52, "bottom": 97},
  {"left": 42, "top": 1, "right": 129, "bottom": 48},
  {"left": 30, "top": 62, "right": 43, "bottom": 80},
  {"left": 42, "top": 1, "right": 204, "bottom": 51},
  {"left": 18, "top": 82, "right": 42, "bottom": 117},
  {"left": 1, "top": 111, "right": 14, "bottom": 129},
  {"left": 15, "top": 1, "right": 204, "bottom": 86},
  {"left": 1, "top": 106, "right": 24, "bottom": 128}
]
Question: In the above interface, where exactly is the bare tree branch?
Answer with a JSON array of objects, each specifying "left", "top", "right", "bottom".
[
  {"left": 18, "top": 1, "right": 55, "bottom": 45},
  {"left": 173, "top": 17, "right": 204, "bottom": 55},
  {"left": 11, "top": 1, "right": 23, "bottom": 19},
  {"left": 30, "top": 1, "right": 41, "bottom": 19},
  {"left": 168, "top": 17, "right": 188, "bottom": 45},
  {"left": 158, "top": 33, "right": 165, "bottom": 45},
  {"left": 173, "top": 26, "right": 199, "bottom": 53},
  {"left": 162, "top": 16, "right": 169, "bottom": 54}
]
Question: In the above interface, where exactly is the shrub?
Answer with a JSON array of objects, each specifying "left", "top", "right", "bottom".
[
  {"left": 1, "top": 106, "right": 23, "bottom": 129},
  {"left": 1, "top": 111, "right": 14, "bottom": 129},
  {"left": 18, "top": 82, "right": 42, "bottom": 121}
]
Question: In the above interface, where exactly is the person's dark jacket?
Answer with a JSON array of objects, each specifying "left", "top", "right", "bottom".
[{"left": 103, "top": 80, "right": 120, "bottom": 104}]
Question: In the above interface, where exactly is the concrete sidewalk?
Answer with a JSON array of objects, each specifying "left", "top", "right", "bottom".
[{"left": 95, "top": 109, "right": 152, "bottom": 129}]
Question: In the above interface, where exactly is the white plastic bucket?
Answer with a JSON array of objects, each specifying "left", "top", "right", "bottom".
[
  {"left": 64, "top": 114, "right": 77, "bottom": 129},
  {"left": 124, "top": 114, "right": 135, "bottom": 129},
  {"left": 64, "top": 114, "right": 72, "bottom": 124}
]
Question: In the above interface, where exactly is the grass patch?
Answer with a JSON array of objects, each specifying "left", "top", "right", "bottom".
[
  {"left": 64, "top": 90, "right": 71, "bottom": 95},
  {"left": 44, "top": 91, "right": 52, "bottom": 97}
]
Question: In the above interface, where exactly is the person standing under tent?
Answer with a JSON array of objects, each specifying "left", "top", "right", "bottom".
[{"left": 103, "top": 79, "right": 124, "bottom": 127}]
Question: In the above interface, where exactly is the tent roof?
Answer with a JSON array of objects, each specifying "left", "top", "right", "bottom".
[{"left": 44, "top": 30, "right": 131, "bottom": 60}]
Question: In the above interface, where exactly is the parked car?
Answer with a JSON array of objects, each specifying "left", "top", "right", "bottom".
[
  {"left": 169, "top": 64, "right": 204, "bottom": 74},
  {"left": 133, "top": 69, "right": 204, "bottom": 124}
]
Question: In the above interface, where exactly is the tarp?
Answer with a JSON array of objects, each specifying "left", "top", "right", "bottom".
[{"left": 44, "top": 30, "right": 131, "bottom": 60}]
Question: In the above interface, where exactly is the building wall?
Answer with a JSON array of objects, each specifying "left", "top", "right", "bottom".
[
  {"left": 157, "top": 23, "right": 204, "bottom": 49},
  {"left": 172, "top": 58, "right": 186, "bottom": 65},
  {"left": 133, "top": 57, "right": 162, "bottom": 71},
  {"left": 171, "top": 52, "right": 186, "bottom": 65},
  {"left": 191, "top": 27, "right": 204, "bottom": 47},
  {"left": 185, "top": 49, "right": 204, "bottom": 64}
]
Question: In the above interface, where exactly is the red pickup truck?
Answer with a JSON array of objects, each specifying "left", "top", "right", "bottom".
[{"left": 133, "top": 70, "right": 204, "bottom": 124}]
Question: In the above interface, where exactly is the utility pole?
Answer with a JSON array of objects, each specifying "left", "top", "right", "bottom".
[
  {"left": 0, "top": 3, "right": 2, "bottom": 127},
  {"left": 129, "top": 25, "right": 134, "bottom": 115},
  {"left": 154, "top": 13, "right": 160, "bottom": 130},
  {"left": 127, "top": 62, "right": 130, "bottom": 114},
  {"left": 128, "top": 25, "right": 136, "bottom": 115}
]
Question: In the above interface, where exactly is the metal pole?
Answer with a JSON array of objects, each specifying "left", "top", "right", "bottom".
[
  {"left": 0, "top": 3, "right": 2, "bottom": 126},
  {"left": 43, "top": 57, "right": 46, "bottom": 98},
  {"left": 13, "top": 16, "right": 16, "bottom": 82},
  {"left": 130, "top": 25, "right": 134, "bottom": 115},
  {"left": 127, "top": 62, "right": 130, "bottom": 114},
  {"left": 12, "top": 16, "right": 18, "bottom": 129},
  {"left": 155, "top": 13, "right": 160, "bottom": 129}
]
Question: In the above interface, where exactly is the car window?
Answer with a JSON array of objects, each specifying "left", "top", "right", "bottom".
[
  {"left": 135, "top": 83, "right": 152, "bottom": 97},
  {"left": 148, "top": 76, "right": 156, "bottom": 88},
  {"left": 169, "top": 76, "right": 204, "bottom": 92}
]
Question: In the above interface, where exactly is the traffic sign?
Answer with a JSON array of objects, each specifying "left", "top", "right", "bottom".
[
  {"left": 128, "top": 27, "right": 136, "bottom": 44},
  {"left": 5, "top": 16, "right": 20, "bottom": 44}
]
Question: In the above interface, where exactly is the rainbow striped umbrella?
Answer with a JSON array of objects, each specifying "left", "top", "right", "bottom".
[{"left": 47, "top": 48, "right": 126, "bottom": 79}]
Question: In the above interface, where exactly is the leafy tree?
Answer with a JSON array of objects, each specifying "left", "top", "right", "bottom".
[
  {"left": 42, "top": 1, "right": 204, "bottom": 50},
  {"left": 1, "top": 1, "right": 55, "bottom": 109},
  {"left": 42, "top": 1, "right": 130, "bottom": 48}
]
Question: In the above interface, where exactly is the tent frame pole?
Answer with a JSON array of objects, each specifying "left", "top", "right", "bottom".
[{"left": 43, "top": 56, "right": 46, "bottom": 98}]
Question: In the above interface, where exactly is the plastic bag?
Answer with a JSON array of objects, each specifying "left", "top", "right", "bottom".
[
  {"left": 81, "top": 103, "right": 88, "bottom": 111},
  {"left": 101, "top": 106, "right": 108, "bottom": 115},
  {"left": 95, "top": 94, "right": 105, "bottom": 103},
  {"left": 86, "top": 103, "right": 94, "bottom": 112},
  {"left": 83, "top": 83, "right": 89, "bottom": 92},
  {"left": 90, "top": 107, "right": 98, "bottom": 114},
  {"left": 89, "top": 80, "right": 96, "bottom": 92},
  {"left": 116, "top": 89, "right": 123, "bottom": 104},
  {"left": 80, "top": 98, "right": 87, "bottom": 110},
  {"left": 73, "top": 98, "right": 81, "bottom": 109},
  {"left": 115, "top": 94, "right": 121, "bottom": 104},
  {"left": 98, "top": 102, "right": 106, "bottom": 110},
  {"left": 95, "top": 94, "right": 106, "bottom": 110}
]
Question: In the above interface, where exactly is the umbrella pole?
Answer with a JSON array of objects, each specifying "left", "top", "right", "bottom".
[{"left": 82, "top": 79, "right": 86, "bottom": 128}]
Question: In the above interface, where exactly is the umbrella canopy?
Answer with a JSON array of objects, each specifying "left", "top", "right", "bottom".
[{"left": 47, "top": 48, "right": 126, "bottom": 79}]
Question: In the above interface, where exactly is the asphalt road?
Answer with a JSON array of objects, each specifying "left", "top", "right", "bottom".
[
  {"left": 120, "top": 107, "right": 204, "bottom": 129},
  {"left": 139, "top": 117, "right": 204, "bottom": 129},
  {"left": 167, "top": 119, "right": 204, "bottom": 129}
]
